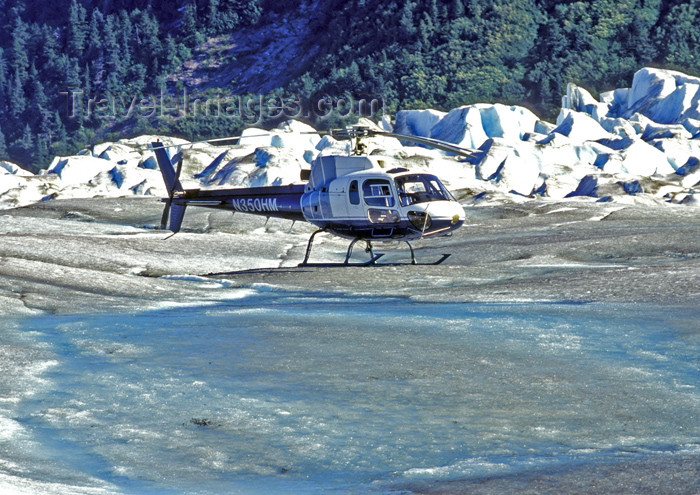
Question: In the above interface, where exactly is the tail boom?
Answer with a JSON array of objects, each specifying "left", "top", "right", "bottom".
[
  {"left": 151, "top": 141, "right": 305, "bottom": 233},
  {"left": 170, "top": 185, "right": 306, "bottom": 222}
]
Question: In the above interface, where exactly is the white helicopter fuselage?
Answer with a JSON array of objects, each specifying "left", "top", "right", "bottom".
[
  {"left": 154, "top": 142, "right": 465, "bottom": 241},
  {"left": 300, "top": 155, "right": 465, "bottom": 240}
]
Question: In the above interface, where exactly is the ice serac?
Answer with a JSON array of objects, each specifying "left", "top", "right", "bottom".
[
  {"left": 617, "top": 68, "right": 700, "bottom": 123},
  {"left": 238, "top": 127, "right": 271, "bottom": 147},
  {"left": 498, "top": 146, "right": 542, "bottom": 196},
  {"left": 271, "top": 120, "right": 321, "bottom": 151},
  {"left": 47, "top": 155, "right": 117, "bottom": 185},
  {"left": 475, "top": 138, "right": 513, "bottom": 180},
  {"left": 654, "top": 140, "right": 700, "bottom": 171},
  {"left": 553, "top": 109, "right": 616, "bottom": 142},
  {"left": 204, "top": 146, "right": 307, "bottom": 188},
  {"left": 429, "top": 105, "right": 487, "bottom": 149},
  {"left": 481, "top": 104, "right": 539, "bottom": 141},
  {"left": 565, "top": 175, "right": 599, "bottom": 198},
  {"left": 562, "top": 83, "right": 610, "bottom": 122},
  {"left": 428, "top": 103, "right": 538, "bottom": 150},
  {"left": 1, "top": 160, "right": 33, "bottom": 176},
  {"left": 97, "top": 143, "right": 142, "bottom": 166},
  {"left": 624, "top": 68, "right": 680, "bottom": 120},
  {"left": 620, "top": 139, "right": 674, "bottom": 176},
  {"left": 678, "top": 159, "right": 700, "bottom": 188},
  {"left": 394, "top": 109, "right": 446, "bottom": 138},
  {"left": 641, "top": 123, "right": 692, "bottom": 141}
]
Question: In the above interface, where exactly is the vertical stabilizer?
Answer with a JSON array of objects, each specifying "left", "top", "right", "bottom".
[{"left": 152, "top": 142, "right": 183, "bottom": 193}]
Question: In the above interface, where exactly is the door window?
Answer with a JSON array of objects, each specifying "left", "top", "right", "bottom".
[
  {"left": 349, "top": 180, "right": 360, "bottom": 205},
  {"left": 362, "top": 179, "right": 395, "bottom": 207}
]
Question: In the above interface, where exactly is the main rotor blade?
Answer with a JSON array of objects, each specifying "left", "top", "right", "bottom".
[
  {"left": 205, "top": 134, "right": 270, "bottom": 146},
  {"left": 308, "top": 126, "right": 481, "bottom": 158},
  {"left": 376, "top": 131, "right": 481, "bottom": 158},
  {"left": 146, "top": 126, "right": 479, "bottom": 158},
  {"left": 140, "top": 134, "right": 271, "bottom": 151}
]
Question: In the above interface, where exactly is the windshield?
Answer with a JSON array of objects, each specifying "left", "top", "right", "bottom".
[{"left": 394, "top": 174, "right": 454, "bottom": 206}]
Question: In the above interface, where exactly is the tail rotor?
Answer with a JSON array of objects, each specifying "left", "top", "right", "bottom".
[
  {"left": 152, "top": 142, "right": 187, "bottom": 233},
  {"left": 159, "top": 152, "right": 184, "bottom": 230}
]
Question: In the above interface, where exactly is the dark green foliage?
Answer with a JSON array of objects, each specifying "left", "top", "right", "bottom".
[
  {"left": 0, "top": 127, "right": 8, "bottom": 160},
  {"left": 655, "top": 0, "right": 700, "bottom": 71},
  {"left": 2, "top": 0, "right": 700, "bottom": 170},
  {"left": 67, "top": 0, "right": 88, "bottom": 58}
]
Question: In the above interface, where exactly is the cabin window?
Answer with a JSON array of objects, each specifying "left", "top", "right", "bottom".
[
  {"left": 349, "top": 180, "right": 360, "bottom": 205},
  {"left": 395, "top": 174, "right": 453, "bottom": 206},
  {"left": 362, "top": 179, "right": 395, "bottom": 207}
]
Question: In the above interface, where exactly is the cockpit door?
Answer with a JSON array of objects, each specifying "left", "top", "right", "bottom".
[{"left": 361, "top": 178, "right": 400, "bottom": 230}]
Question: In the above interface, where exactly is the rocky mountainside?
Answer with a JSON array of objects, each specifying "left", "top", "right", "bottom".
[{"left": 166, "top": 1, "right": 321, "bottom": 94}]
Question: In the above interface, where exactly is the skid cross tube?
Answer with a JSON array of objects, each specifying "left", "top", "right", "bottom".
[
  {"left": 405, "top": 241, "right": 417, "bottom": 264},
  {"left": 344, "top": 239, "right": 376, "bottom": 264},
  {"left": 298, "top": 233, "right": 447, "bottom": 267}
]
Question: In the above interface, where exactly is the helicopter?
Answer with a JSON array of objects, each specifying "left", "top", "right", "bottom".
[{"left": 151, "top": 126, "right": 478, "bottom": 266}]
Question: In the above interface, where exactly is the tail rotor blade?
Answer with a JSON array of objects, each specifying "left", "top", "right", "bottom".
[
  {"left": 160, "top": 154, "right": 184, "bottom": 230},
  {"left": 160, "top": 199, "right": 171, "bottom": 230},
  {"left": 175, "top": 154, "right": 184, "bottom": 181}
]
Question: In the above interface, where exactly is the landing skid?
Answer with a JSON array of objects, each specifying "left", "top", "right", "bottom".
[
  {"left": 299, "top": 253, "right": 451, "bottom": 267},
  {"left": 299, "top": 253, "right": 385, "bottom": 267},
  {"left": 298, "top": 229, "right": 451, "bottom": 267}
]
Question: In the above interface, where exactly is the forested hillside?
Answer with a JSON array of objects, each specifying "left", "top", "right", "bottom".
[{"left": 1, "top": 0, "right": 700, "bottom": 169}]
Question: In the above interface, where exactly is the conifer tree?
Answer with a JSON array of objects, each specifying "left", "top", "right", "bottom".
[
  {"left": 399, "top": 1, "right": 417, "bottom": 38},
  {"left": 9, "top": 123, "right": 35, "bottom": 165},
  {"left": 52, "top": 111, "right": 67, "bottom": 144},
  {"left": 9, "top": 14, "right": 30, "bottom": 85},
  {"left": 35, "top": 133, "right": 49, "bottom": 165},
  {"left": 20, "top": 124, "right": 33, "bottom": 149},
  {"left": 30, "top": 69, "right": 50, "bottom": 132},
  {"left": 181, "top": 2, "right": 199, "bottom": 45},
  {"left": 67, "top": 0, "right": 87, "bottom": 58},
  {"left": 86, "top": 8, "right": 104, "bottom": 60},
  {"left": 206, "top": 0, "right": 222, "bottom": 35},
  {"left": 451, "top": 0, "right": 464, "bottom": 17},
  {"left": 0, "top": 48, "right": 7, "bottom": 112},
  {"left": 103, "top": 15, "right": 125, "bottom": 95},
  {"left": 0, "top": 127, "right": 8, "bottom": 161},
  {"left": 118, "top": 10, "right": 134, "bottom": 70},
  {"left": 39, "top": 24, "right": 61, "bottom": 74},
  {"left": 162, "top": 35, "right": 179, "bottom": 72},
  {"left": 8, "top": 70, "right": 27, "bottom": 121}
]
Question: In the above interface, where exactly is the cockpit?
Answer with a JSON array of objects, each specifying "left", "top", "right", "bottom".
[{"left": 394, "top": 174, "right": 455, "bottom": 206}]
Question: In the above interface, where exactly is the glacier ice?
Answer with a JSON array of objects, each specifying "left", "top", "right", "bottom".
[{"left": 2, "top": 67, "right": 700, "bottom": 209}]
